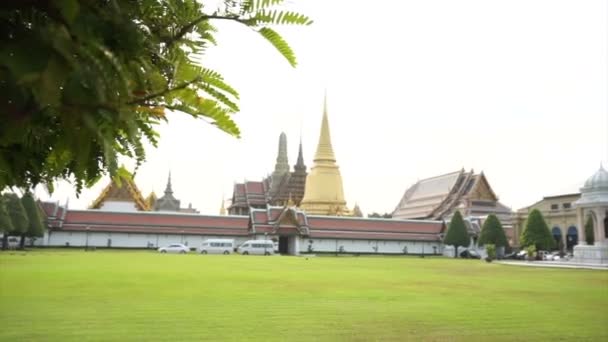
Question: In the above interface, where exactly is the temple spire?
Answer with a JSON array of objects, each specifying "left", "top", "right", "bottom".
[
  {"left": 294, "top": 137, "right": 306, "bottom": 172},
  {"left": 270, "top": 132, "right": 290, "bottom": 196},
  {"left": 164, "top": 171, "right": 173, "bottom": 195},
  {"left": 314, "top": 94, "right": 336, "bottom": 162},
  {"left": 274, "top": 132, "right": 289, "bottom": 173},
  {"left": 300, "top": 93, "right": 348, "bottom": 216}
]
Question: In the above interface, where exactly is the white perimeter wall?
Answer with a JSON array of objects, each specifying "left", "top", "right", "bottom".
[
  {"left": 299, "top": 238, "right": 442, "bottom": 255},
  {"left": 41, "top": 231, "right": 442, "bottom": 255},
  {"left": 45, "top": 231, "right": 249, "bottom": 249}
]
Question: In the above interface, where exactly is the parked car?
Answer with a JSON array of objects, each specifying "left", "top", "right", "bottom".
[
  {"left": 199, "top": 239, "right": 234, "bottom": 255},
  {"left": 503, "top": 251, "right": 519, "bottom": 260},
  {"left": 158, "top": 243, "right": 189, "bottom": 254},
  {"left": 459, "top": 249, "right": 481, "bottom": 259},
  {"left": 516, "top": 250, "right": 528, "bottom": 260},
  {"left": 545, "top": 251, "right": 562, "bottom": 261},
  {"left": 237, "top": 240, "right": 274, "bottom": 255}
]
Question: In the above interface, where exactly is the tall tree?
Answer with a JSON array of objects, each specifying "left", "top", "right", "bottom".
[
  {"left": 4, "top": 193, "right": 29, "bottom": 248},
  {"left": 585, "top": 215, "right": 594, "bottom": 245},
  {"left": 478, "top": 214, "right": 508, "bottom": 247},
  {"left": 520, "top": 209, "right": 554, "bottom": 251},
  {"left": 444, "top": 210, "right": 470, "bottom": 258},
  {"left": 0, "top": 0, "right": 312, "bottom": 192},
  {"left": 0, "top": 195, "right": 14, "bottom": 250},
  {"left": 20, "top": 192, "right": 46, "bottom": 248}
]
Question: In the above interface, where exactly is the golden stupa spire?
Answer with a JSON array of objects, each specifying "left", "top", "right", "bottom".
[
  {"left": 300, "top": 93, "right": 349, "bottom": 216},
  {"left": 314, "top": 93, "right": 336, "bottom": 162}
]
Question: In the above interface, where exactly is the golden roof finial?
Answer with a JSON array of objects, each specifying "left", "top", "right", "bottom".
[
  {"left": 313, "top": 91, "right": 336, "bottom": 162},
  {"left": 219, "top": 196, "right": 226, "bottom": 215}
]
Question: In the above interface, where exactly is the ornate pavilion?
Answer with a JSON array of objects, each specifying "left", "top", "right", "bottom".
[{"left": 392, "top": 169, "right": 515, "bottom": 245}]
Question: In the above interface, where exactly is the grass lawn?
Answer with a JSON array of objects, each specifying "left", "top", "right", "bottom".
[{"left": 1, "top": 250, "right": 607, "bottom": 341}]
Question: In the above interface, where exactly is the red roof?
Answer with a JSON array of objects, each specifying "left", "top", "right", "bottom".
[
  {"left": 245, "top": 181, "right": 264, "bottom": 194},
  {"left": 65, "top": 210, "right": 248, "bottom": 229},
  {"left": 307, "top": 216, "right": 443, "bottom": 234},
  {"left": 48, "top": 205, "right": 443, "bottom": 242}
]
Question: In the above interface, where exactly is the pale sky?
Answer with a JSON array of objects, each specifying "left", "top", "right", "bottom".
[{"left": 37, "top": 0, "right": 608, "bottom": 216}]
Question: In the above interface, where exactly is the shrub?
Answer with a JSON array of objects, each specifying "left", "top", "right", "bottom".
[
  {"left": 525, "top": 245, "right": 536, "bottom": 261},
  {"left": 520, "top": 209, "right": 554, "bottom": 251},
  {"left": 485, "top": 244, "right": 496, "bottom": 262},
  {"left": 444, "top": 211, "right": 470, "bottom": 258}
]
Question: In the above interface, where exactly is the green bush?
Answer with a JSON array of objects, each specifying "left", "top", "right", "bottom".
[
  {"left": 478, "top": 214, "right": 508, "bottom": 247},
  {"left": 486, "top": 244, "right": 496, "bottom": 261},
  {"left": 520, "top": 209, "right": 554, "bottom": 251},
  {"left": 444, "top": 211, "right": 470, "bottom": 258},
  {"left": 526, "top": 245, "right": 536, "bottom": 261}
]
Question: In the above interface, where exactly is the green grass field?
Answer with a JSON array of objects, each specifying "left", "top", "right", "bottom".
[{"left": 1, "top": 250, "right": 607, "bottom": 341}]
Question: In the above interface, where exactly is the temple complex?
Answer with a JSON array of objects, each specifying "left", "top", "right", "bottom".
[
  {"left": 89, "top": 170, "right": 198, "bottom": 213},
  {"left": 300, "top": 97, "right": 350, "bottom": 216},
  {"left": 392, "top": 169, "right": 514, "bottom": 243},
  {"left": 228, "top": 133, "right": 308, "bottom": 215}
]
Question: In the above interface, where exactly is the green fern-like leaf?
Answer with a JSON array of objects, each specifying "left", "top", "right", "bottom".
[
  {"left": 258, "top": 27, "right": 297, "bottom": 67},
  {"left": 199, "top": 68, "right": 239, "bottom": 98},
  {"left": 250, "top": 10, "right": 313, "bottom": 26},
  {"left": 199, "top": 84, "right": 239, "bottom": 112},
  {"left": 252, "top": 0, "right": 285, "bottom": 11}
]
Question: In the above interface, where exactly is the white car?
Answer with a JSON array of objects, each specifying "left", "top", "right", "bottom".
[{"left": 158, "top": 243, "right": 190, "bottom": 254}]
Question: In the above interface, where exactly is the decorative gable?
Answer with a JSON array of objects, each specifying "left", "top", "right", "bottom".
[
  {"left": 89, "top": 171, "right": 150, "bottom": 211},
  {"left": 467, "top": 173, "right": 498, "bottom": 202}
]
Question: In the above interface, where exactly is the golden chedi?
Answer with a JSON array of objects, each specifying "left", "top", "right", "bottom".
[{"left": 300, "top": 97, "right": 349, "bottom": 216}]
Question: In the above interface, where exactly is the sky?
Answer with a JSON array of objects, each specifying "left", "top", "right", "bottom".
[{"left": 37, "top": 0, "right": 608, "bottom": 215}]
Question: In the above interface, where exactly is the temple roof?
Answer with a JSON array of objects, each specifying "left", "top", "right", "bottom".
[
  {"left": 89, "top": 170, "right": 150, "bottom": 211},
  {"left": 393, "top": 169, "right": 505, "bottom": 220},
  {"left": 229, "top": 180, "right": 268, "bottom": 210},
  {"left": 44, "top": 202, "right": 444, "bottom": 242},
  {"left": 154, "top": 172, "right": 181, "bottom": 211}
]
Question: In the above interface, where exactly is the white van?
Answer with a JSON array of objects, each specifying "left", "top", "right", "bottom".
[
  {"left": 237, "top": 240, "right": 275, "bottom": 256},
  {"left": 199, "top": 239, "right": 235, "bottom": 255}
]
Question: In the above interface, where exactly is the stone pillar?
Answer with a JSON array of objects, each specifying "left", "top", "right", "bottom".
[
  {"left": 577, "top": 207, "right": 586, "bottom": 245},
  {"left": 294, "top": 236, "right": 300, "bottom": 256},
  {"left": 595, "top": 208, "right": 606, "bottom": 246}
]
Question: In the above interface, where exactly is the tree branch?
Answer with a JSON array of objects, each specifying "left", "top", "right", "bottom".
[
  {"left": 166, "top": 14, "right": 246, "bottom": 48},
  {"left": 127, "top": 77, "right": 201, "bottom": 105}
]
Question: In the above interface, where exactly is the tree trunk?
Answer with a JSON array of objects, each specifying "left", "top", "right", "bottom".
[
  {"left": 1, "top": 235, "right": 7, "bottom": 250},
  {"left": 454, "top": 246, "right": 458, "bottom": 258},
  {"left": 19, "top": 235, "right": 25, "bottom": 250}
]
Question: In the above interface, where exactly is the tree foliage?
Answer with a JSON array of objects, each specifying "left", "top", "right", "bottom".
[
  {"left": 0, "top": 0, "right": 312, "bottom": 192},
  {"left": 368, "top": 212, "right": 392, "bottom": 219},
  {"left": 0, "top": 194, "right": 14, "bottom": 249},
  {"left": 520, "top": 209, "right": 554, "bottom": 250},
  {"left": 478, "top": 214, "right": 508, "bottom": 247},
  {"left": 21, "top": 192, "right": 45, "bottom": 238},
  {"left": 4, "top": 193, "right": 29, "bottom": 236},
  {"left": 585, "top": 215, "right": 594, "bottom": 245},
  {"left": 0, "top": 194, "right": 13, "bottom": 233},
  {"left": 444, "top": 210, "right": 470, "bottom": 257}
]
